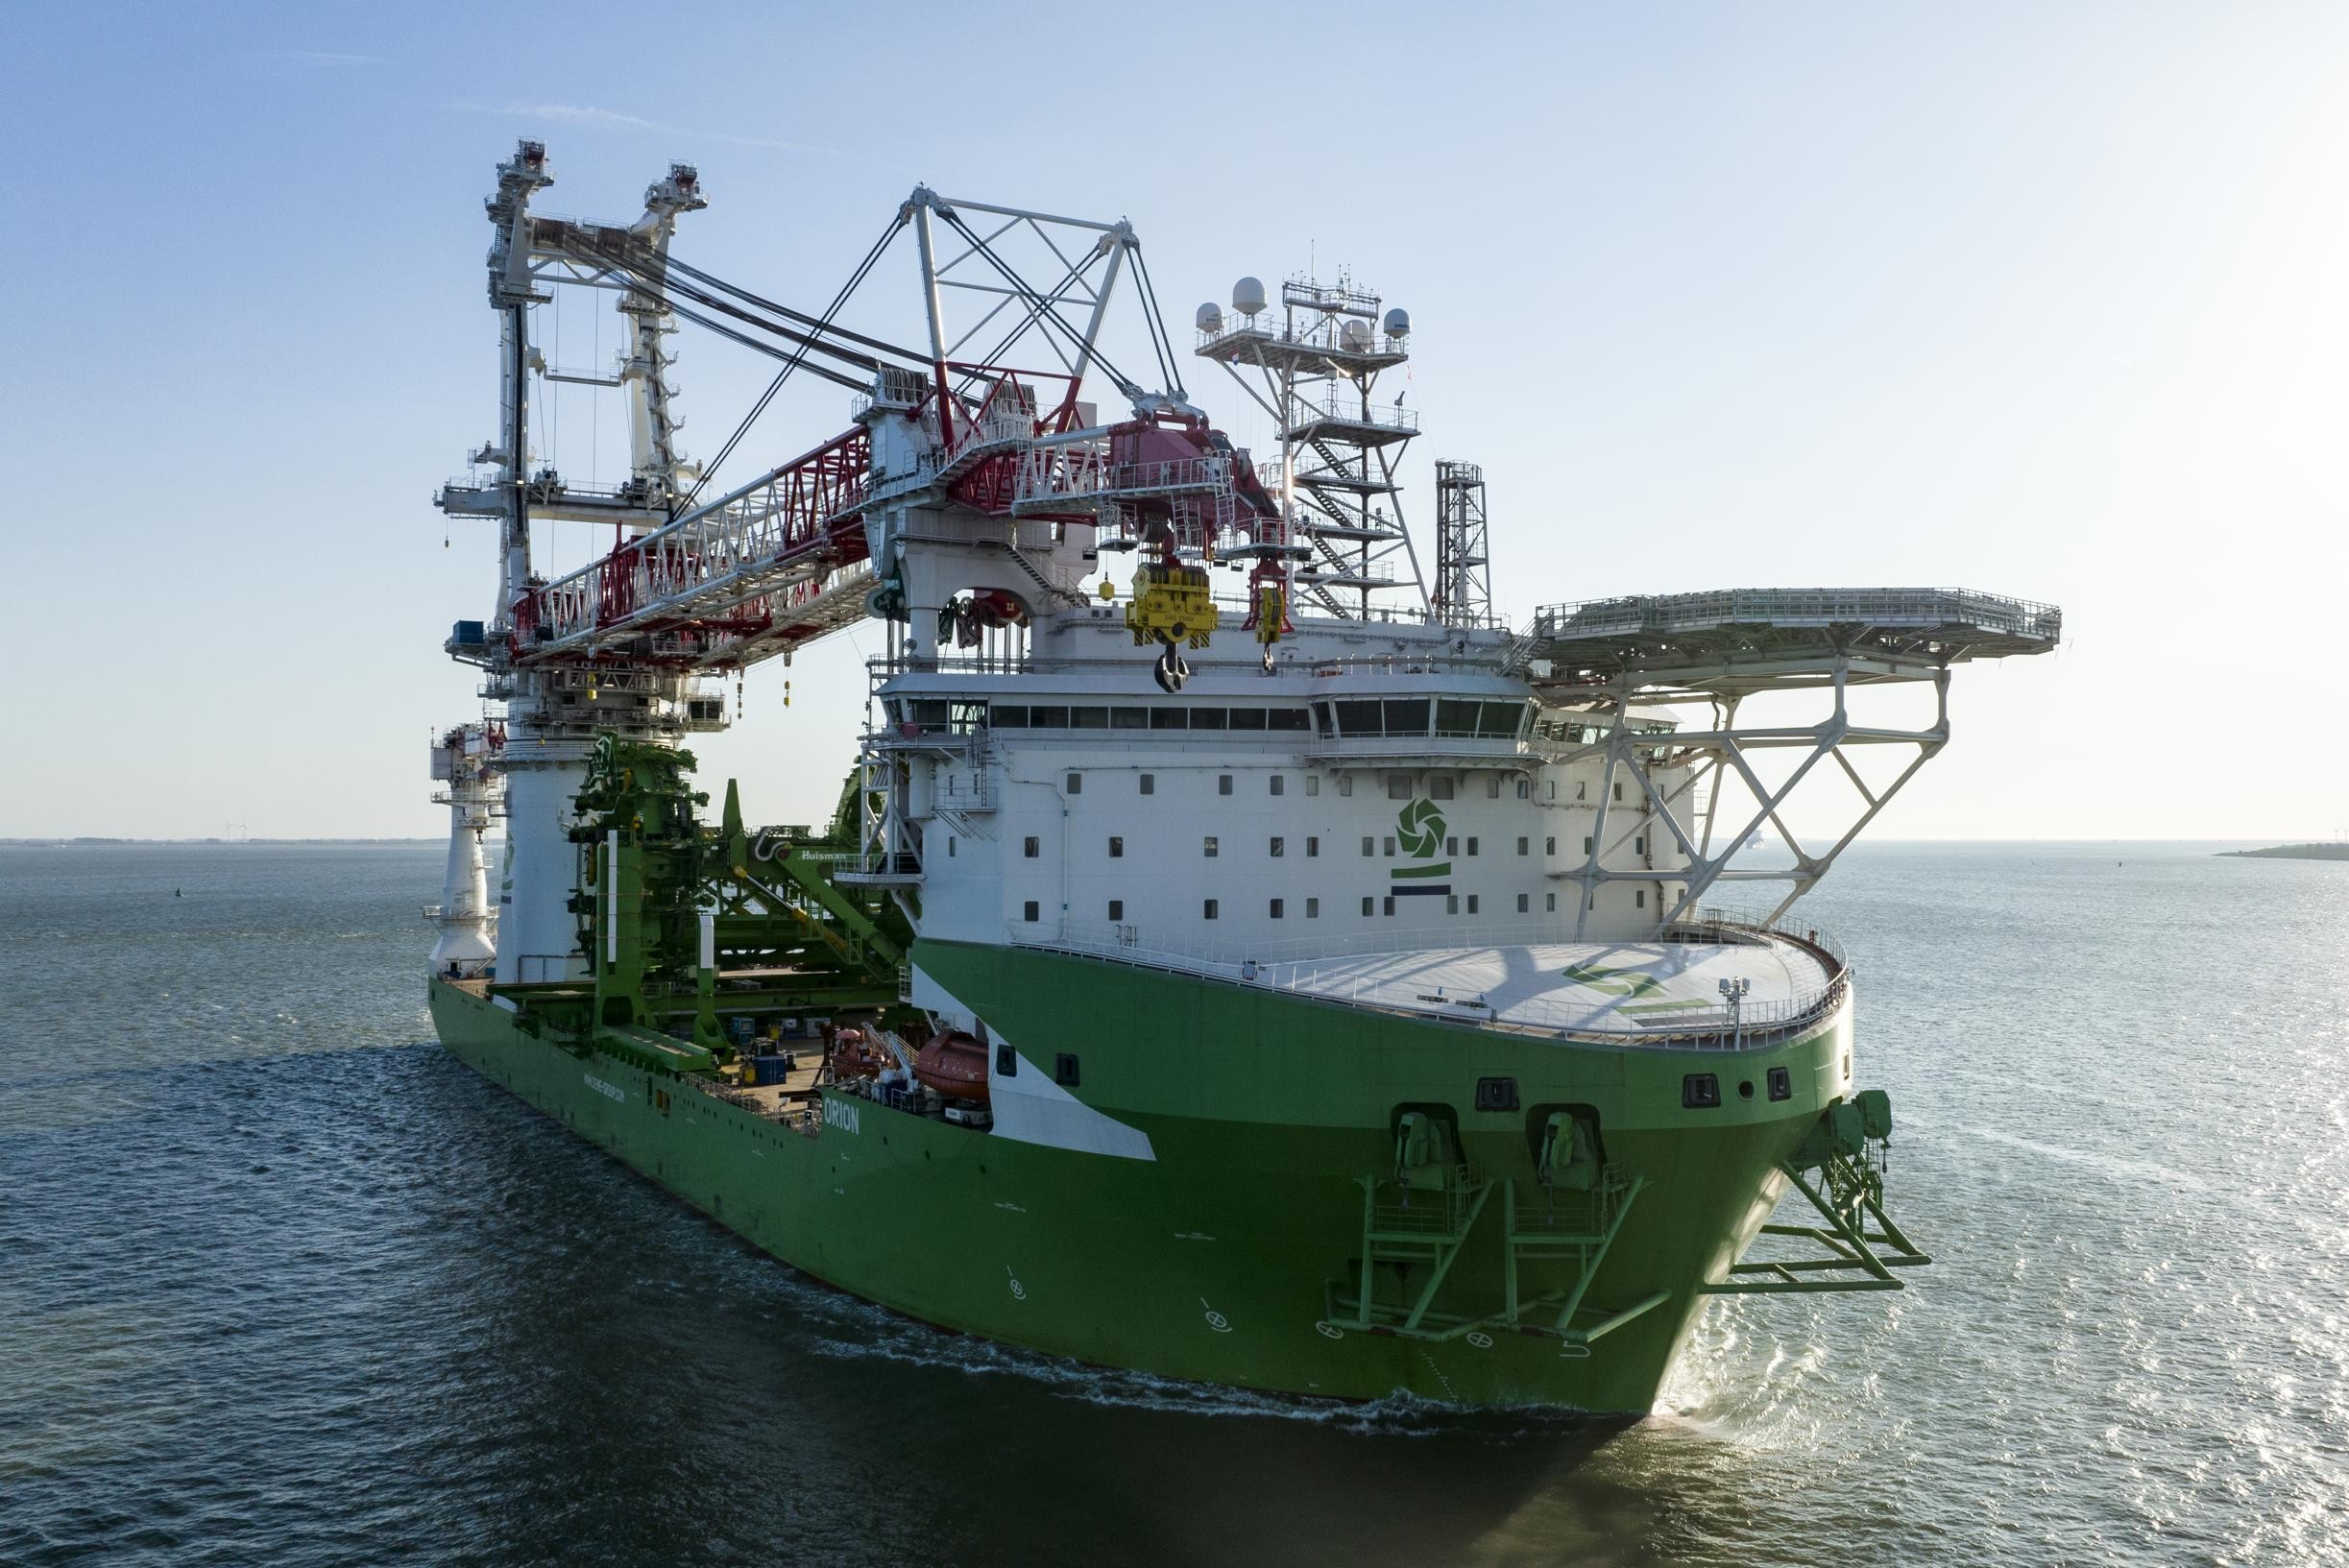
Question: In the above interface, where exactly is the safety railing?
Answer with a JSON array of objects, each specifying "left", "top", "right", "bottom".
[{"left": 1528, "top": 588, "right": 2063, "bottom": 644}]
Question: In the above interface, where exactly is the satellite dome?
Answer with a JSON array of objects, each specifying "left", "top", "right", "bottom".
[
  {"left": 1231, "top": 277, "right": 1267, "bottom": 317},
  {"left": 1383, "top": 306, "right": 1411, "bottom": 338},
  {"left": 1195, "top": 302, "right": 1224, "bottom": 334},
  {"left": 1340, "top": 318, "right": 1373, "bottom": 351}
]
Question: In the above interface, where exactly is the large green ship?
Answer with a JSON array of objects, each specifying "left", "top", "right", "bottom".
[{"left": 422, "top": 142, "right": 2060, "bottom": 1411}]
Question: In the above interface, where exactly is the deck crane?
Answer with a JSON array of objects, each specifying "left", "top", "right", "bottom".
[{"left": 439, "top": 142, "right": 1293, "bottom": 983}]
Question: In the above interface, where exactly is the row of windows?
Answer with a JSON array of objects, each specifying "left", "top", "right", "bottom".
[
  {"left": 1019, "top": 833, "right": 1633, "bottom": 859},
  {"left": 1016, "top": 891, "right": 1610, "bottom": 922},
  {"left": 1056, "top": 769, "right": 1630, "bottom": 805},
  {"left": 990, "top": 704, "right": 1311, "bottom": 732},
  {"left": 1311, "top": 698, "right": 1530, "bottom": 741}
]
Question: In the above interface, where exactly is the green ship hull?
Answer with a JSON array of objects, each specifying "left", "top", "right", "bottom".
[{"left": 430, "top": 936, "right": 1856, "bottom": 1411}]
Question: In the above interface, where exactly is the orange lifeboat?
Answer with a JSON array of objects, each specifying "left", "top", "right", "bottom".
[{"left": 913, "top": 1031, "right": 990, "bottom": 1103}]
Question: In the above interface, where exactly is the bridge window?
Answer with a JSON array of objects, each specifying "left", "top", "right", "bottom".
[
  {"left": 1269, "top": 709, "right": 1309, "bottom": 731},
  {"left": 1112, "top": 706, "right": 1148, "bottom": 728},
  {"left": 1150, "top": 709, "right": 1186, "bottom": 730},
  {"left": 1313, "top": 702, "right": 1336, "bottom": 737},
  {"left": 1384, "top": 699, "right": 1430, "bottom": 736},
  {"left": 1228, "top": 708, "right": 1266, "bottom": 731},
  {"left": 1192, "top": 709, "right": 1227, "bottom": 731},
  {"left": 1031, "top": 706, "right": 1070, "bottom": 728},
  {"left": 1335, "top": 700, "right": 1380, "bottom": 736},
  {"left": 1072, "top": 707, "right": 1108, "bottom": 730},
  {"left": 989, "top": 704, "right": 1028, "bottom": 727}
]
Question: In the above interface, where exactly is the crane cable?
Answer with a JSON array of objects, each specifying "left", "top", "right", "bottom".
[
  {"left": 936, "top": 208, "right": 1150, "bottom": 404},
  {"left": 684, "top": 213, "right": 908, "bottom": 508}
]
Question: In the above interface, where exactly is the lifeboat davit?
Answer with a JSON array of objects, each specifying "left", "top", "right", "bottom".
[
  {"left": 828, "top": 1026, "right": 891, "bottom": 1080},
  {"left": 913, "top": 1031, "right": 990, "bottom": 1103}
]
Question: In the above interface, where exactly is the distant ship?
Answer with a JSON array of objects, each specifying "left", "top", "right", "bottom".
[{"left": 421, "top": 143, "right": 2061, "bottom": 1410}]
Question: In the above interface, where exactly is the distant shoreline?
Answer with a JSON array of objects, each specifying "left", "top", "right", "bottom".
[{"left": 2216, "top": 843, "right": 2349, "bottom": 862}]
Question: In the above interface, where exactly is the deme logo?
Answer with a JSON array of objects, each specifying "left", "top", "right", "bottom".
[{"left": 1390, "top": 798, "right": 1452, "bottom": 897}]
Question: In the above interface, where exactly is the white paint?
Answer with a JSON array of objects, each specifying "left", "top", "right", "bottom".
[
  {"left": 605, "top": 829, "right": 620, "bottom": 966},
  {"left": 583, "top": 1073, "right": 626, "bottom": 1104},
  {"left": 913, "top": 968, "right": 1158, "bottom": 1163},
  {"left": 823, "top": 1098, "right": 861, "bottom": 1135}
]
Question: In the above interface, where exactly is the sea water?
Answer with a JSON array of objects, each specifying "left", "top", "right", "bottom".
[{"left": 2, "top": 841, "right": 2342, "bottom": 1566}]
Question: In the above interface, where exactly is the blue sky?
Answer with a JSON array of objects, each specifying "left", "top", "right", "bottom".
[{"left": 7, "top": 2, "right": 2344, "bottom": 839}]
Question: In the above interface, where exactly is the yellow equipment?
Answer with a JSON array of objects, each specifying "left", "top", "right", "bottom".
[{"left": 1125, "top": 562, "right": 1216, "bottom": 649}]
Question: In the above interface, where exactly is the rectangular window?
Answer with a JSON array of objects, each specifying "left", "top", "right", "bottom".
[
  {"left": 1516, "top": 836, "right": 1529, "bottom": 856},
  {"left": 1335, "top": 699, "right": 1381, "bottom": 736},
  {"left": 1546, "top": 836, "right": 1556, "bottom": 856},
  {"left": 1192, "top": 709, "right": 1228, "bottom": 731},
  {"left": 1384, "top": 698, "right": 1430, "bottom": 736},
  {"left": 1337, "top": 775, "right": 1353, "bottom": 798},
  {"left": 1031, "top": 705, "right": 1070, "bottom": 728},
  {"left": 1387, "top": 774, "right": 1414, "bottom": 801},
  {"left": 1577, "top": 781, "right": 1587, "bottom": 801},
  {"left": 1768, "top": 1066, "right": 1793, "bottom": 1102},
  {"left": 1307, "top": 836, "right": 1320, "bottom": 857},
  {"left": 1228, "top": 708, "right": 1267, "bottom": 731},
  {"left": 1362, "top": 897, "right": 1375, "bottom": 917},
  {"left": 1516, "top": 893, "right": 1530, "bottom": 913},
  {"left": 1466, "top": 837, "right": 1479, "bottom": 856},
  {"left": 993, "top": 705, "right": 1029, "bottom": 728},
  {"left": 1203, "top": 836, "right": 1219, "bottom": 857},
  {"left": 1546, "top": 893, "right": 1557, "bottom": 912},
  {"left": 1108, "top": 836, "right": 1124, "bottom": 858},
  {"left": 1478, "top": 701, "right": 1523, "bottom": 738},
  {"left": 1108, "top": 899, "right": 1124, "bottom": 920},
  {"left": 1307, "top": 898, "right": 1320, "bottom": 918},
  {"left": 1445, "top": 836, "right": 1458, "bottom": 856},
  {"left": 1683, "top": 1073, "right": 1722, "bottom": 1109},
  {"left": 1111, "top": 706, "right": 1149, "bottom": 729},
  {"left": 1383, "top": 896, "right": 1396, "bottom": 917},
  {"left": 1635, "top": 835, "right": 1646, "bottom": 856},
  {"left": 1024, "top": 836, "right": 1040, "bottom": 858},
  {"left": 1023, "top": 901, "right": 1040, "bottom": 922},
  {"left": 1305, "top": 776, "right": 1321, "bottom": 797},
  {"left": 1140, "top": 773, "right": 1155, "bottom": 794},
  {"left": 1636, "top": 889, "right": 1646, "bottom": 908},
  {"left": 1066, "top": 772, "right": 1083, "bottom": 794},
  {"left": 1269, "top": 837, "right": 1285, "bottom": 858},
  {"left": 1430, "top": 775, "right": 1454, "bottom": 801},
  {"left": 1613, "top": 782, "right": 1624, "bottom": 801},
  {"left": 1362, "top": 836, "right": 1374, "bottom": 857},
  {"left": 1268, "top": 709, "right": 1309, "bottom": 731},
  {"left": 949, "top": 837, "right": 957, "bottom": 857},
  {"left": 1384, "top": 837, "right": 1396, "bottom": 857},
  {"left": 1204, "top": 899, "right": 1219, "bottom": 920},
  {"left": 1218, "top": 774, "right": 1233, "bottom": 796},
  {"left": 1150, "top": 710, "right": 1187, "bottom": 730},
  {"left": 1487, "top": 777, "right": 1501, "bottom": 799},
  {"left": 1446, "top": 895, "right": 1459, "bottom": 915},
  {"left": 996, "top": 1044, "right": 1018, "bottom": 1077},
  {"left": 1436, "top": 699, "right": 1479, "bottom": 736},
  {"left": 1516, "top": 780, "right": 1530, "bottom": 799},
  {"left": 1269, "top": 775, "right": 1285, "bottom": 796},
  {"left": 1475, "top": 1076, "right": 1519, "bottom": 1112},
  {"left": 1071, "top": 707, "right": 1109, "bottom": 730},
  {"left": 1312, "top": 702, "right": 1335, "bottom": 737},
  {"left": 1056, "top": 1052, "right": 1081, "bottom": 1087},
  {"left": 1270, "top": 899, "right": 1284, "bottom": 919},
  {"left": 1467, "top": 894, "right": 1480, "bottom": 914},
  {"left": 1584, "top": 836, "right": 1594, "bottom": 854}
]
